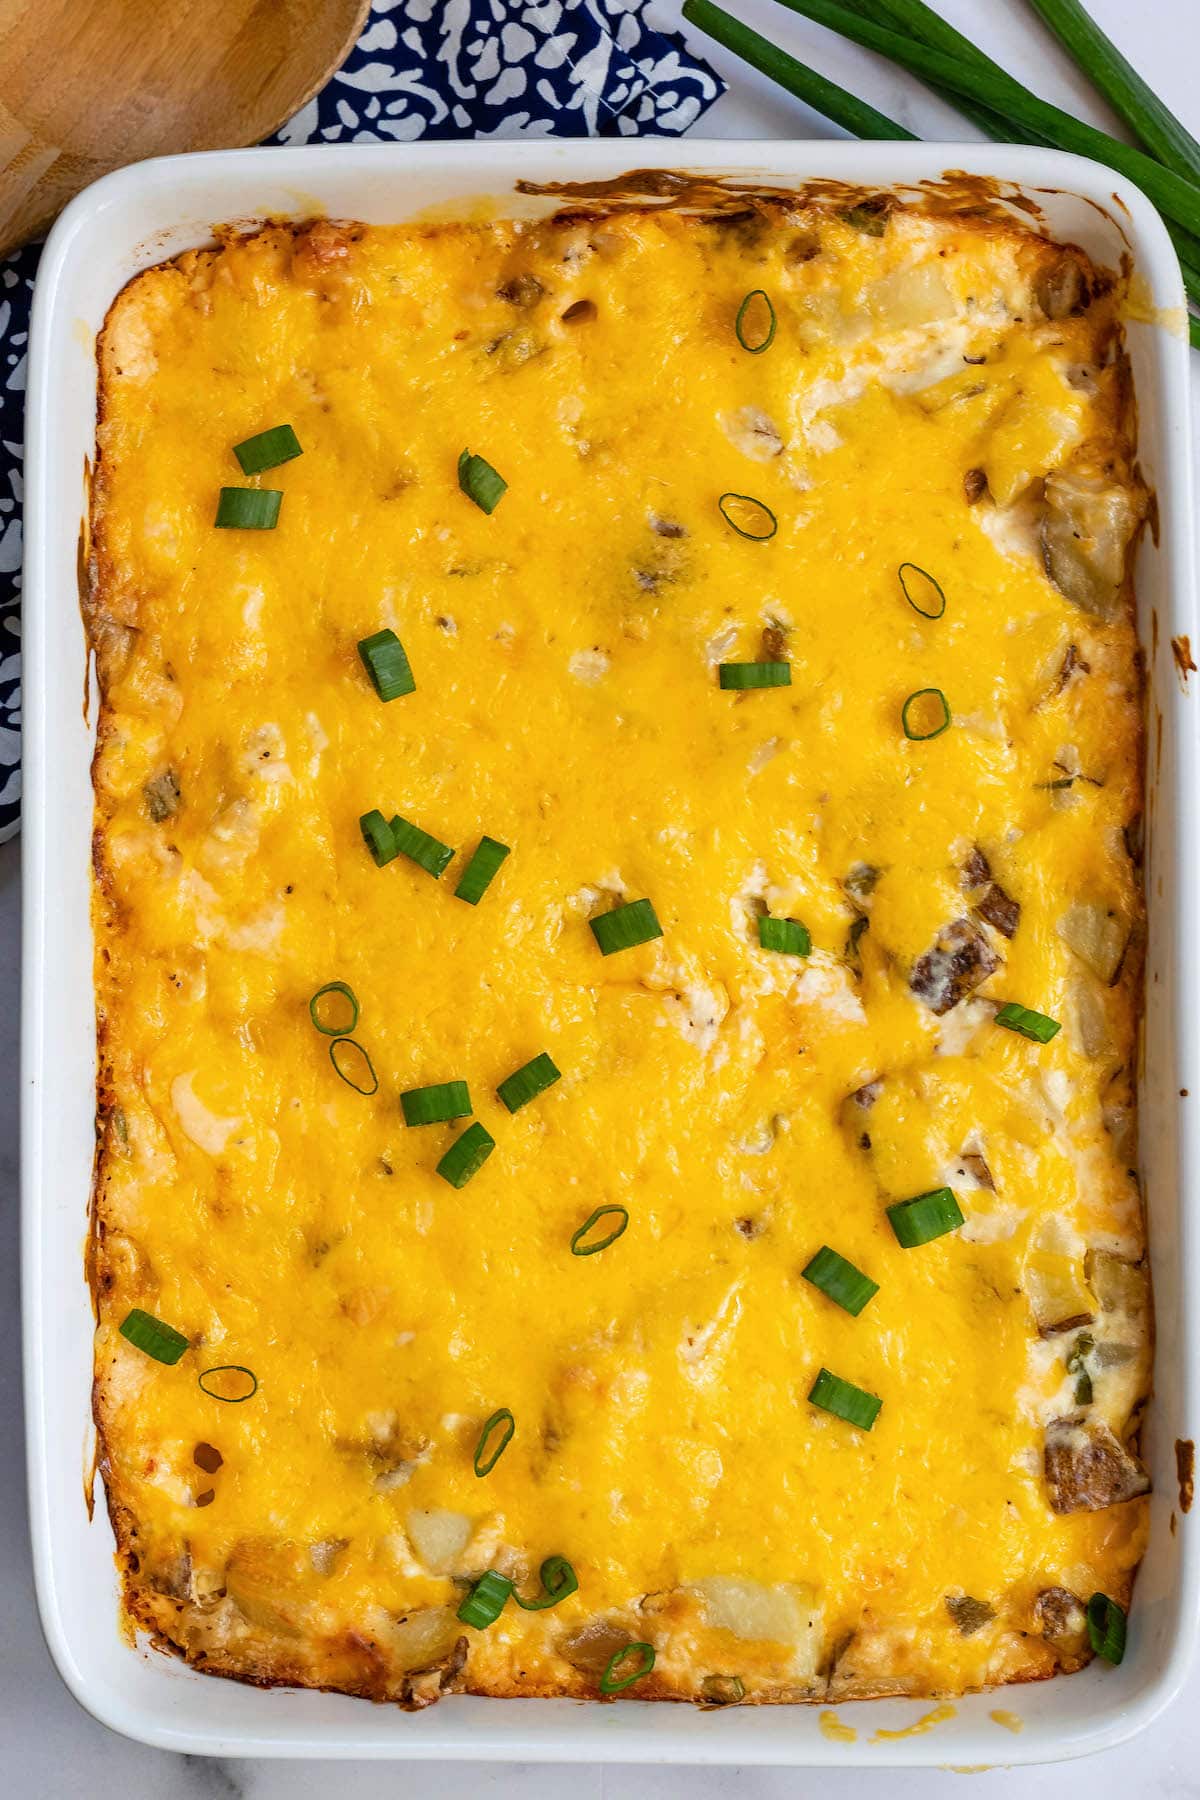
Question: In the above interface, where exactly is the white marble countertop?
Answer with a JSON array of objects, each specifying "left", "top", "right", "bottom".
[{"left": 6, "top": 0, "right": 1200, "bottom": 1791}]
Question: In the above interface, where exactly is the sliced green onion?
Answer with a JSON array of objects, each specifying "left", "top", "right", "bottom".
[
  {"left": 600, "top": 1642, "right": 656, "bottom": 1694},
  {"left": 719, "top": 661, "right": 791, "bottom": 690},
  {"left": 198, "top": 1364, "right": 258, "bottom": 1403},
  {"left": 497, "top": 1052, "right": 561, "bottom": 1114},
  {"left": 391, "top": 815, "right": 454, "bottom": 878},
  {"left": 996, "top": 1002, "right": 1062, "bottom": 1044},
  {"left": 401, "top": 1080, "right": 471, "bottom": 1127},
  {"left": 901, "top": 687, "right": 951, "bottom": 741},
  {"left": 1086, "top": 1592, "right": 1126, "bottom": 1665},
  {"left": 735, "top": 289, "right": 776, "bottom": 353},
  {"left": 898, "top": 562, "right": 946, "bottom": 619},
  {"left": 459, "top": 448, "right": 507, "bottom": 514},
  {"left": 455, "top": 836, "right": 511, "bottom": 905},
  {"left": 119, "top": 1308, "right": 189, "bottom": 1365},
  {"left": 590, "top": 898, "right": 663, "bottom": 956},
  {"left": 758, "top": 915, "right": 810, "bottom": 955},
  {"left": 514, "top": 1555, "right": 579, "bottom": 1611},
  {"left": 357, "top": 629, "right": 415, "bottom": 702},
  {"left": 808, "top": 1366, "right": 882, "bottom": 1431},
  {"left": 570, "top": 1205, "right": 629, "bottom": 1257},
  {"left": 436, "top": 1121, "right": 496, "bottom": 1188},
  {"left": 360, "top": 809, "right": 398, "bottom": 866},
  {"left": 802, "top": 1246, "right": 879, "bottom": 1316},
  {"left": 887, "top": 1187, "right": 964, "bottom": 1248},
  {"left": 309, "top": 981, "right": 358, "bottom": 1037},
  {"left": 457, "top": 1569, "right": 513, "bottom": 1629},
  {"left": 233, "top": 424, "right": 302, "bottom": 475},
  {"left": 215, "top": 487, "right": 282, "bottom": 530},
  {"left": 329, "top": 1038, "right": 379, "bottom": 1096},
  {"left": 718, "top": 492, "right": 777, "bottom": 541},
  {"left": 474, "top": 1407, "right": 515, "bottom": 1477}
]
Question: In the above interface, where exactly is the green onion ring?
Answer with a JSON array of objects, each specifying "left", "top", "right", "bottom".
[
  {"left": 600, "top": 1642, "right": 656, "bottom": 1694},
  {"left": 329, "top": 1037, "right": 379, "bottom": 1095},
  {"left": 514, "top": 1555, "right": 579, "bottom": 1611},
  {"left": 474, "top": 1407, "right": 515, "bottom": 1477},
  {"left": 198, "top": 1364, "right": 258, "bottom": 1403},
  {"left": 308, "top": 981, "right": 359, "bottom": 1037},
  {"left": 901, "top": 687, "right": 951, "bottom": 741},
  {"left": 735, "top": 288, "right": 776, "bottom": 353},
  {"left": 898, "top": 561, "right": 946, "bottom": 619},
  {"left": 718, "top": 492, "right": 778, "bottom": 541},
  {"left": 570, "top": 1206, "right": 630, "bottom": 1256}
]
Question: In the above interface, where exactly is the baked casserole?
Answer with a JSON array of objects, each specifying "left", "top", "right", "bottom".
[{"left": 86, "top": 187, "right": 1151, "bottom": 1708}]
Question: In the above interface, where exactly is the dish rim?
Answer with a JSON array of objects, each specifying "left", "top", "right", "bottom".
[{"left": 21, "top": 135, "right": 1200, "bottom": 1763}]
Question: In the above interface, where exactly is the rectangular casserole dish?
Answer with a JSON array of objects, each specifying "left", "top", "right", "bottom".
[{"left": 21, "top": 137, "right": 1200, "bottom": 1763}]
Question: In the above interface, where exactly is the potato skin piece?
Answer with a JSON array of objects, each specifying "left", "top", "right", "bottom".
[{"left": 1044, "top": 1418, "right": 1151, "bottom": 1514}]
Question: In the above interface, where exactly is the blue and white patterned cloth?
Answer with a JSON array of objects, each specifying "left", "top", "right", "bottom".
[{"left": 0, "top": 0, "right": 722, "bottom": 841}]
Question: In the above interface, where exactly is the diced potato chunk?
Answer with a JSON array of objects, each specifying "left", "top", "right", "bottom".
[
  {"left": 691, "top": 1577, "right": 821, "bottom": 1673},
  {"left": 386, "top": 1605, "right": 464, "bottom": 1673},
  {"left": 1058, "top": 902, "right": 1128, "bottom": 985},
  {"left": 406, "top": 1507, "right": 473, "bottom": 1574},
  {"left": 1024, "top": 1247, "right": 1096, "bottom": 1337}
]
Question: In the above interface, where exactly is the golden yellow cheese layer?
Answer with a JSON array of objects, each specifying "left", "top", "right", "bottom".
[{"left": 88, "top": 198, "right": 1148, "bottom": 1707}]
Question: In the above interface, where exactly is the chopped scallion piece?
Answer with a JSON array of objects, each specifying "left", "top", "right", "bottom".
[
  {"left": 401, "top": 1081, "right": 471, "bottom": 1127},
  {"left": 457, "top": 1569, "right": 513, "bottom": 1629},
  {"left": 357, "top": 629, "right": 415, "bottom": 702},
  {"left": 329, "top": 1037, "right": 379, "bottom": 1096},
  {"left": 197, "top": 1364, "right": 258, "bottom": 1403},
  {"left": 360, "top": 809, "right": 398, "bottom": 866},
  {"left": 390, "top": 814, "right": 454, "bottom": 878},
  {"left": 309, "top": 981, "right": 358, "bottom": 1037},
  {"left": 233, "top": 424, "right": 302, "bottom": 475},
  {"left": 455, "top": 836, "right": 511, "bottom": 905},
  {"left": 459, "top": 448, "right": 507, "bottom": 514},
  {"left": 808, "top": 1366, "right": 882, "bottom": 1431},
  {"left": 497, "top": 1051, "right": 561, "bottom": 1114},
  {"left": 600, "top": 1642, "right": 656, "bottom": 1694},
  {"left": 719, "top": 661, "right": 791, "bottom": 690},
  {"left": 570, "top": 1205, "right": 630, "bottom": 1257},
  {"left": 996, "top": 1001, "right": 1061, "bottom": 1044},
  {"left": 119, "top": 1308, "right": 189, "bottom": 1365},
  {"left": 474, "top": 1407, "right": 515, "bottom": 1477},
  {"left": 718, "top": 492, "right": 778, "bottom": 540},
  {"left": 802, "top": 1246, "right": 879, "bottom": 1316},
  {"left": 514, "top": 1555, "right": 579, "bottom": 1611},
  {"left": 758, "top": 915, "right": 810, "bottom": 955},
  {"left": 887, "top": 1187, "right": 964, "bottom": 1248},
  {"left": 215, "top": 487, "right": 282, "bottom": 530},
  {"left": 589, "top": 898, "right": 663, "bottom": 956},
  {"left": 898, "top": 561, "right": 946, "bottom": 619},
  {"left": 1086, "top": 1592, "right": 1127, "bottom": 1665},
  {"left": 735, "top": 288, "right": 776, "bottom": 353},
  {"left": 436, "top": 1121, "right": 495, "bottom": 1188},
  {"left": 901, "top": 687, "right": 951, "bottom": 740}
]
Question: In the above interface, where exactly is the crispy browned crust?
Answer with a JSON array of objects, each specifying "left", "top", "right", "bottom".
[{"left": 87, "top": 189, "right": 1148, "bottom": 1710}]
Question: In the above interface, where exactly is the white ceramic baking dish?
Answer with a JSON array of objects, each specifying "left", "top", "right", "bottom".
[{"left": 20, "top": 137, "right": 1200, "bottom": 1763}]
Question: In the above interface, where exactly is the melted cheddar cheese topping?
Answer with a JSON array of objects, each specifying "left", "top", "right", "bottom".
[{"left": 89, "top": 198, "right": 1149, "bottom": 1707}]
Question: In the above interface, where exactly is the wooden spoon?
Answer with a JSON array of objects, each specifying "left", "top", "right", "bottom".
[{"left": 0, "top": 0, "right": 371, "bottom": 256}]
